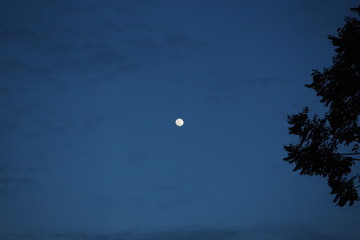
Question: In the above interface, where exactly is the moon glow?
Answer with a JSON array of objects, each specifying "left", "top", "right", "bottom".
[{"left": 175, "top": 118, "right": 184, "bottom": 127}]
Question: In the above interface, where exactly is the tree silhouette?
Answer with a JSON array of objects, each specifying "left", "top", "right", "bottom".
[{"left": 284, "top": 6, "right": 360, "bottom": 207}]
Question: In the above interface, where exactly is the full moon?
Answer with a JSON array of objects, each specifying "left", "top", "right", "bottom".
[{"left": 175, "top": 118, "right": 184, "bottom": 127}]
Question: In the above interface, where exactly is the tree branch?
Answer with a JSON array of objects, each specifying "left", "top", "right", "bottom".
[
  {"left": 341, "top": 157, "right": 360, "bottom": 161},
  {"left": 339, "top": 156, "right": 360, "bottom": 161}
]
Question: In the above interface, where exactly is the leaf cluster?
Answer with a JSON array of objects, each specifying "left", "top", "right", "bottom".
[{"left": 284, "top": 6, "right": 360, "bottom": 206}]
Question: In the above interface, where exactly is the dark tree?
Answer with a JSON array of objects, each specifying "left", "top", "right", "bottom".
[{"left": 284, "top": 6, "right": 360, "bottom": 207}]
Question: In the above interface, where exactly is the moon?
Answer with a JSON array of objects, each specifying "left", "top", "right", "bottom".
[{"left": 175, "top": 118, "right": 184, "bottom": 127}]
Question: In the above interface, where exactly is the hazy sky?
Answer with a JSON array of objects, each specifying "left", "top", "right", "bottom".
[{"left": 1, "top": 0, "right": 360, "bottom": 239}]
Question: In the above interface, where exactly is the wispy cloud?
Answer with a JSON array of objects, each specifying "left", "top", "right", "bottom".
[
  {"left": 0, "top": 0, "right": 208, "bottom": 145},
  {"left": 281, "top": 0, "right": 356, "bottom": 37},
  {"left": 0, "top": 177, "right": 33, "bottom": 186},
  {"left": 0, "top": 163, "right": 17, "bottom": 174},
  {"left": 0, "top": 165, "right": 34, "bottom": 197},
  {"left": 204, "top": 74, "right": 286, "bottom": 104},
  {"left": 3, "top": 224, "right": 358, "bottom": 240},
  {"left": 0, "top": 0, "right": 207, "bottom": 87}
]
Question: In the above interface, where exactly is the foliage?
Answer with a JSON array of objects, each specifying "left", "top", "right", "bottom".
[{"left": 284, "top": 6, "right": 360, "bottom": 206}]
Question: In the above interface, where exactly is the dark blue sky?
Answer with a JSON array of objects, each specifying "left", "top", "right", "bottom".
[{"left": 1, "top": 0, "right": 360, "bottom": 239}]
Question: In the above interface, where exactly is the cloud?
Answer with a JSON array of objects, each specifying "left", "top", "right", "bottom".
[
  {"left": 0, "top": 163, "right": 17, "bottom": 174},
  {"left": 281, "top": 0, "right": 357, "bottom": 37},
  {"left": 3, "top": 224, "right": 359, "bottom": 240},
  {"left": 0, "top": 0, "right": 208, "bottom": 142},
  {"left": 0, "top": 163, "right": 34, "bottom": 197},
  {"left": 0, "top": 176, "right": 33, "bottom": 198},
  {"left": 97, "top": 183, "right": 190, "bottom": 212},
  {"left": 205, "top": 95, "right": 226, "bottom": 104},
  {"left": 161, "top": 34, "right": 207, "bottom": 56},
  {"left": 204, "top": 74, "right": 286, "bottom": 104},
  {"left": 0, "top": 0, "right": 207, "bottom": 88},
  {"left": 99, "top": 197, "right": 149, "bottom": 211},
  {"left": 240, "top": 77, "right": 285, "bottom": 86},
  {"left": 0, "top": 177, "right": 33, "bottom": 186}
]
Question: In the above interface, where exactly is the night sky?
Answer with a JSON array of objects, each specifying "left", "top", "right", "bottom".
[{"left": 1, "top": 0, "right": 360, "bottom": 239}]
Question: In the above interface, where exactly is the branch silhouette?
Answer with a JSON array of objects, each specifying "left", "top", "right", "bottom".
[{"left": 284, "top": 6, "right": 360, "bottom": 207}]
